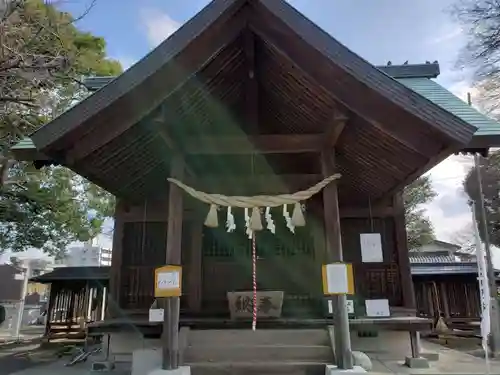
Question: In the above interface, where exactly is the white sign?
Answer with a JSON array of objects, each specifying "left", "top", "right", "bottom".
[
  {"left": 324, "top": 263, "right": 349, "bottom": 294},
  {"left": 365, "top": 299, "right": 390, "bottom": 317},
  {"left": 157, "top": 271, "right": 180, "bottom": 290},
  {"left": 472, "top": 204, "right": 491, "bottom": 351},
  {"left": 149, "top": 308, "right": 164, "bottom": 322},
  {"left": 14, "top": 273, "right": 24, "bottom": 281},
  {"left": 360, "top": 233, "right": 383, "bottom": 263},
  {"left": 328, "top": 299, "right": 354, "bottom": 314}
]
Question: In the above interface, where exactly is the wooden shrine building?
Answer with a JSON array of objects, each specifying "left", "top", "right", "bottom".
[
  {"left": 11, "top": 0, "right": 500, "bottom": 372},
  {"left": 411, "top": 240, "right": 500, "bottom": 331},
  {"left": 30, "top": 266, "right": 109, "bottom": 341}
]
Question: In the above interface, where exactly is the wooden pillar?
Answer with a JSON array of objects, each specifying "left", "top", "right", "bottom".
[
  {"left": 393, "top": 193, "right": 416, "bottom": 310},
  {"left": 440, "top": 282, "right": 450, "bottom": 319},
  {"left": 108, "top": 200, "right": 124, "bottom": 318},
  {"left": 187, "top": 220, "right": 203, "bottom": 313},
  {"left": 162, "top": 155, "right": 184, "bottom": 370},
  {"left": 321, "top": 150, "right": 353, "bottom": 370}
]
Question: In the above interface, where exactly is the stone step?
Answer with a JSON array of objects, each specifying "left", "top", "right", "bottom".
[
  {"left": 189, "top": 361, "right": 327, "bottom": 375},
  {"left": 188, "top": 329, "right": 330, "bottom": 346},
  {"left": 184, "top": 344, "right": 333, "bottom": 363}
]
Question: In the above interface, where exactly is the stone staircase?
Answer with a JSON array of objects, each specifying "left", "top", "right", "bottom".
[{"left": 184, "top": 328, "right": 333, "bottom": 375}]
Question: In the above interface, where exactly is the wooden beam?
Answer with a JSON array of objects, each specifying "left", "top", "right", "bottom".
[
  {"left": 378, "top": 146, "right": 451, "bottom": 204},
  {"left": 162, "top": 155, "right": 184, "bottom": 370},
  {"left": 393, "top": 193, "right": 416, "bottom": 310},
  {"left": 339, "top": 206, "right": 395, "bottom": 218},
  {"left": 187, "top": 221, "right": 203, "bottom": 313},
  {"left": 107, "top": 200, "right": 125, "bottom": 318},
  {"left": 324, "top": 114, "right": 348, "bottom": 147},
  {"left": 189, "top": 174, "right": 323, "bottom": 191},
  {"left": 320, "top": 150, "right": 353, "bottom": 369},
  {"left": 183, "top": 134, "right": 321, "bottom": 154}
]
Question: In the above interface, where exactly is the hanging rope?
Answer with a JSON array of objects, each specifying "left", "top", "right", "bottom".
[
  {"left": 167, "top": 174, "right": 341, "bottom": 231},
  {"left": 167, "top": 173, "right": 342, "bottom": 331},
  {"left": 167, "top": 174, "right": 340, "bottom": 208},
  {"left": 252, "top": 233, "right": 257, "bottom": 331}
]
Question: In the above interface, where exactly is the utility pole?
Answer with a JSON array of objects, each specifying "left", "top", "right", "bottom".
[{"left": 468, "top": 92, "right": 500, "bottom": 356}]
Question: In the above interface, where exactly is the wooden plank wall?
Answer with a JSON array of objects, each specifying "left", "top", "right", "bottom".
[{"left": 108, "top": 193, "right": 413, "bottom": 316}]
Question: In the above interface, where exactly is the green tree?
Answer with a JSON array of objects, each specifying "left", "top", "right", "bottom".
[
  {"left": 452, "top": 0, "right": 500, "bottom": 114},
  {"left": 0, "top": 0, "right": 121, "bottom": 256},
  {"left": 463, "top": 151, "right": 500, "bottom": 247},
  {"left": 403, "top": 176, "right": 437, "bottom": 250}
]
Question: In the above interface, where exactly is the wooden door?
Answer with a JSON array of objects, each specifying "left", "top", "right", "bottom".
[{"left": 201, "top": 219, "right": 322, "bottom": 318}]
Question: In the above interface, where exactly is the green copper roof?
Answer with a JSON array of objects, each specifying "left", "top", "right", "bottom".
[
  {"left": 11, "top": 137, "right": 36, "bottom": 150},
  {"left": 398, "top": 77, "right": 500, "bottom": 137}
]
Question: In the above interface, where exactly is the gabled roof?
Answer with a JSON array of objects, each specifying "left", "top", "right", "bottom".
[
  {"left": 27, "top": 0, "right": 475, "bottom": 153},
  {"left": 399, "top": 78, "right": 500, "bottom": 148},
  {"left": 410, "top": 250, "right": 478, "bottom": 275},
  {"left": 30, "top": 266, "right": 110, "bottom": 284},
  {"left": 9, "top": 0, "right": 480, "bottom": 201},
  {"left": 14, "top": 62, "right": 498, "bottom": 161}
]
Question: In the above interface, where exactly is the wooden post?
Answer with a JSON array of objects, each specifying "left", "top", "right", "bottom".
[
  {"left": 108, "top": 200, "right": 124, "bottom": 318},
  {"left": 393, "top": 193, "right": 416, "bottom": 310},
  {"left": 321, "top": 151, "right": 353, "bottom": 369},
  {"left": 440, "top": 282, "right": 450, "bottom": 319},
  {"left": 187, "top": 220, "right": 203, "bottom": 313},
  {"left": 162, "top": 155, "right": 184, "bottom": 370}
]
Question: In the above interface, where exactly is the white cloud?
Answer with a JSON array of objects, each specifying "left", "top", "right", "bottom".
[
  {"left": 427, "top": 26, "right": 462, "bottom": 46},
  {"left": 140, "top": 8, "right": 181, "bottom": 47},
  {"left": 448, "top": 80, "right": 479, "bottom": 104},
  {"left": 423, "top": 155, "right": 473, "bottom": 242}
]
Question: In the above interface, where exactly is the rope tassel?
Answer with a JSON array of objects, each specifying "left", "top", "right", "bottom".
[
  {"left": 204, "top": 204, "right": 218, "bottom": 228},
  {"left": 250, "top": 207, "right": 263, "bottom": 231},
  {"left": 226, "top": 206, "right": 236, "bottom": 232},
  {"left": 291, "top": 202, "right": 305, "bottom": 227}
]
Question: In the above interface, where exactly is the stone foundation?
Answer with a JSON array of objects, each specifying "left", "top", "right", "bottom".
[{"left": 102, "top": 331, "right": 161, "bottom": 362}]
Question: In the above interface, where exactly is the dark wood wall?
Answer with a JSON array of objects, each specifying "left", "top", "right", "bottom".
[
  {"left": 413, "top": 274, "right": 480, "bottom": 322},
  {"left": 108, "top": 193, "right": 412, "bottom": 318}
]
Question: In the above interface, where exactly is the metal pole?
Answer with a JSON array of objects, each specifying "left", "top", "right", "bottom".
[
  {"left": 468, "top": 92, "right": 500, "bottom": 356},
  {"left": 14, "top": 262, "right": 30, "bottom": 341},
  {"left": 473, "top": 153, "right": 500, "bottom": 356}
]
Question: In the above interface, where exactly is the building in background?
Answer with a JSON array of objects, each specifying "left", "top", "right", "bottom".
[
  {"left": 410, "top": 239, "right": 500, "bottom": 330},
  {"left": 55, "top": 243, "right": 112, "bottom": 267}
]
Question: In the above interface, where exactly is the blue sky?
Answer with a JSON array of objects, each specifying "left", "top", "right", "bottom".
[
  {"left": 62, "top": 0, "right": 468, "bottom": 89},
  {"left": 9, "top": 0, "right": 488, "bottom": 262}
]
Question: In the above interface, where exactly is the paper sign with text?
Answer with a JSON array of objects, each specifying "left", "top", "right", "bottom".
[{"left": 154, "top": 265, "right": 182, "bottom": 297}]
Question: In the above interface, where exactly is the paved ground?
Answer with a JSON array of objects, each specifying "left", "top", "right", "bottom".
[
  {"left": 3, "top": 331, "right": 500, "bottom": 374},
  {"left": 0, "top": 327, "right": 45, "bottom": 344},
  {"left": 352, "top": 331, "right": 500, "bottom": 374},
  {"left": 0, "top": 344, "right": 58, "bottom": 375}
]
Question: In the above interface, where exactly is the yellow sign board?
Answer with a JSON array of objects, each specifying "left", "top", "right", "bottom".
[
  {"left": 321, "top": 263, "right": 355, "bottom": 295},
  {"left": 154, "top": 265, "right": 182, "bottom": 297}
]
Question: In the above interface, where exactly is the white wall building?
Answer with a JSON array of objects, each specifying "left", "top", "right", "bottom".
[{"left": 55, "top": 244, "right": 112, "bottom": 267}]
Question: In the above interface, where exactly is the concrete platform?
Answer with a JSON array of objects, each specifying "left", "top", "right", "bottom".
[
  {"left": 325, "top": 364, "right": 366, "bottom": 374},
  {"left": 403, "top": 356, "right": 429, "bottom": 369},
  {"left": 148, "top": 366, "right": 190, "bottom": 375}
]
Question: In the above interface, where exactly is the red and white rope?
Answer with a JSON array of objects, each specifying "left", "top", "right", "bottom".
[{"left": 252, "top": 232, "right": 257, "bottom": 331}]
